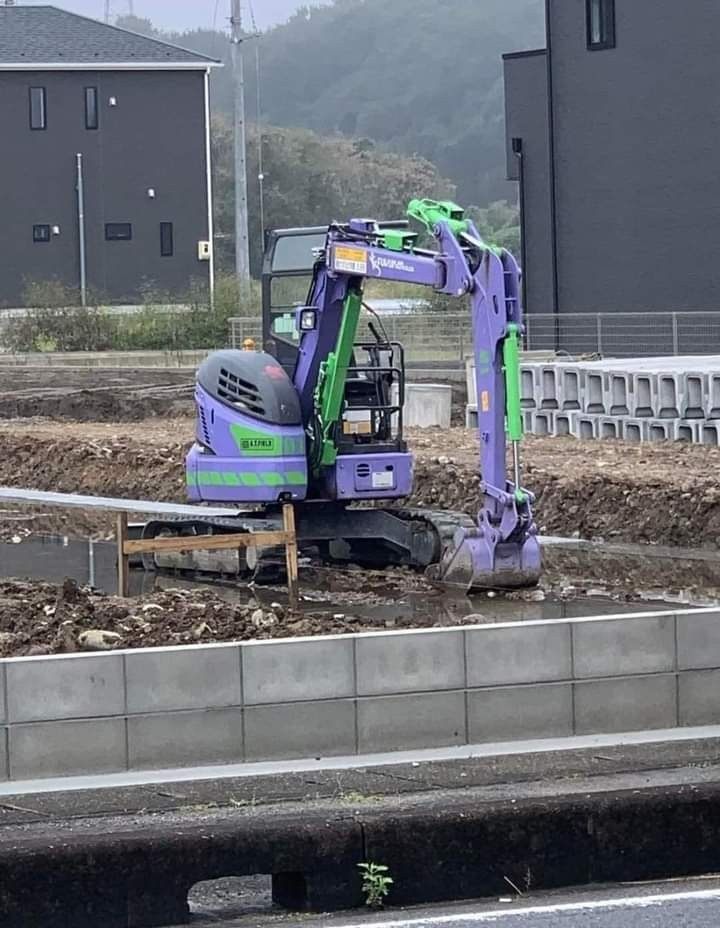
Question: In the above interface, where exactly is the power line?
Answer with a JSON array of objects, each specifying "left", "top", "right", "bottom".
[{"left": 210, "top": 0, "right": 222, "bottom": 57}]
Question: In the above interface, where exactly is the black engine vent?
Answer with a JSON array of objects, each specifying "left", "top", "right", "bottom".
[
  {"left": 356, "top": 463, "right": 371, "bottom": 477},
  {"left": 217, "top": 367, "right": 265, "bottom": 417},
  {"left": 198, "top": 406, "right": 211, "bottom": 445}
]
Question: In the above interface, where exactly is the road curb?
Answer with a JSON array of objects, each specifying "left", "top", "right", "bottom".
[{"left": 3, "top": 771, "right": 720, "bottom": 926}]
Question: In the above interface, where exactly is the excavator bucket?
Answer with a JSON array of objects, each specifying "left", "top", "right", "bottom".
[{"left": 431, "top": 525, "right": 542, "bottom": 593}]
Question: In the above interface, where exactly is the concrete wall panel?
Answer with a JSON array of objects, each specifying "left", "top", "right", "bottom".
[
  {"left": 9, "top": 718, "right": 127, "bottom": 779},
  {"left": 466, "top": 624, "right": 572, "bottom": 687},
  {"left": 574, "top": 675, "right": 677, "bottom": 735},
  {"left": 677, "top": 612, "right": 720, "bottom": 671},
  {"left": 128, "top": 707, "right": 243, "bottom": 770},
  {"left": 242, "top": 638, "right": 355, "bottom": 705},
  {"left": 357, "top": 692, "right": 466, "bottom": 754},
  {"left": 356, "top": 631, "right": 465, "bottom": 696},
  {"left": 125, "top": 646, "right": 241, "bottom": 714},
  {"left": 678, "top": 669, "right": 720, "bottom": 727},
  {"left": 244, "top": 699, "right": 356, "bottom": 762},
  {"left": 468, "top": 683, "right": 573, "bottom": 743},
  {"left": 6, "top": 654, "right": 124, "bottom": 723},
  {"left": 573, "top": 616, "right": 676, "bottom": 679}
]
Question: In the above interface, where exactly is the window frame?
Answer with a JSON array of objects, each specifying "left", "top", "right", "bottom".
[
  {"left": 586, "top": 0, "right": 616, "bottom": 50},
  {"left": 105, "top": 222, "right": 133, "bottom": 242},
  {"left": 32, "top": 224, "right": 51, "bottom": 243},
  {"left": 84, "top": 86, "right": 99, "bottom": 130},
  {"left": 29, "top": 87, "right": 47, "bottom": 130},
  {"left": 159, "top": 221, "right": 174, "bottom": 257}
]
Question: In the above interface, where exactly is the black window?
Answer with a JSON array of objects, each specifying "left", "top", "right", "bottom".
[
  {"left": 85, "top": 87, "right": 98, "bottom": 130},
  {"left": 33, "top": 224, "right": 51, "bottom": 243},
  {"left": 587, "top": 0, "right": 615, "bottom": 49},
  {"left": 29, "top": 87, "right": 46, "bottom": 130},
  {"left": 160, "top": 221, "right": 174, "bottom": 257},
  {"left": 105, "top": 222, "right": 132, "bottom": 241}
]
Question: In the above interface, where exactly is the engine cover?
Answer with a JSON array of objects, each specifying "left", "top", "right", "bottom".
[{"left": 187, "top": 349, "right": 308, "bottom": 503}]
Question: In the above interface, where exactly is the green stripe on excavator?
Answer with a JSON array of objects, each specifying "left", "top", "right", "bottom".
[{"left": 189, "top": 471, "right": 307, "bottom": 487}]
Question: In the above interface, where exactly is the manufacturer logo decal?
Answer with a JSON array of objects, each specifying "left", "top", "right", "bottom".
[
  {"left": 241, "top": 438, "right": 275, "bottom": 451},
  {"left": 369, "top": 251, "right": 415, "bottom": 277}
]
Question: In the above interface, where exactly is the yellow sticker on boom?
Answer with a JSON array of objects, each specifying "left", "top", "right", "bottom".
[
  {"left": 481, "top": 390, "right": 490, "bottom": 412},
  {"left": 333, "top": 245, "right": 368, "bottom": 275}
]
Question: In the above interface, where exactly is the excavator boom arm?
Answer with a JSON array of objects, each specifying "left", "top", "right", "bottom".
[{"left": 292, "top": 203, "right": 540, "bottom": 589}]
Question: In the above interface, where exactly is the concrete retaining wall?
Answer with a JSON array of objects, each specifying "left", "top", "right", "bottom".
[{"left": 3, "top": 607, "right": 720, "bottom": 781}]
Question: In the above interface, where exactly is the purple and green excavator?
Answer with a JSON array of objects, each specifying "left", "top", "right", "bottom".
[{"left": 145, "top": 200, "right": 541, "bottom": 591}]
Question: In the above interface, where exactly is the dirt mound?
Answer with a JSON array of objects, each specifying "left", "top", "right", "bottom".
[
  {"left": 0, "top": 578, "right": 335, "bottom": 656},
  {"left": 0, "top": 425, "right": 187, "bottom": 503},
  {"left": 0, "top": 366, "right": 194, "bottom": 422},
  {"left": 0, "top": 389, "right": 193, "bottom": 422}
]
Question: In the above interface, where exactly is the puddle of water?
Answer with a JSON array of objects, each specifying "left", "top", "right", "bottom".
[{"left": 0, "top": 534, "right": 683, "bottom": 626}]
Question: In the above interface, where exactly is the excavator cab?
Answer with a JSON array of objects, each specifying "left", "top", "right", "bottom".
[
  {"left": 261, "top": 226, "right": 325, "bottom": 376},
  {"left": 261, "top": 225, "right": 407, "bottom": 456}
]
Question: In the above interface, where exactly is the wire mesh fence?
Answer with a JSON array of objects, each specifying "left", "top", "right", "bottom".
[
  {"left": 524, "top": 312, "right": 720, "bottom": 357},
  {"left": 229, "top": 313, "right": 475, "bottom": 363},
  {"left": 229, "top": 311, "right": 720, "bottom": 363}
]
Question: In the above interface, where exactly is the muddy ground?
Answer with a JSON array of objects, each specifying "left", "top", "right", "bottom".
[{"left": 0, "top": 569, "right": 527, "bottom": 657}]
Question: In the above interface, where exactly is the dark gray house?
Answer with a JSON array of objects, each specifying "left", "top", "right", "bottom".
[
  {"left": 0, "top": 5, "right": 219, "bottom": 307},
  {"left": 504, "top": 0, "right": 720, "bottom": 325}
]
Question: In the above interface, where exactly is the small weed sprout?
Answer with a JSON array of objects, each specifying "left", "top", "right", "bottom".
[{"left": 358, "top": 861, "right": 393, "bottom": 908}]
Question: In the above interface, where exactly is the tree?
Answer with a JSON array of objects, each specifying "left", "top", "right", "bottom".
[
  {"left": 115, "top": 14, "right": 155, "bottom": 35},
  {"left": 112, "top": 0, "right": 544, "bottom": 207},
  {"left": 470, "top": 201, "right": 521, "bottom": 255},
  {"left": 211, "top": 117, "right": 456, "bottom": 275}
]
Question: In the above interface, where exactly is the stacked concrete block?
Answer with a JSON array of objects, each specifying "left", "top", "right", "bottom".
[{"left": 465, "top": 355, "right": 720, "bottom": 444}]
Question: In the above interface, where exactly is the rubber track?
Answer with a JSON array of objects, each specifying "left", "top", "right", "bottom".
[{"left": 140, "top": 507, "right": 478, "bottom": 581}]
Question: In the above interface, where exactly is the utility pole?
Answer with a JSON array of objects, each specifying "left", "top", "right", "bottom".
[{"left": 231, "top": 0, "right": 251, "bottom": 288}]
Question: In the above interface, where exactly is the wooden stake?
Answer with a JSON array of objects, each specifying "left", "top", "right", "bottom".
[
  {"left": 116, "top": 511, "right": 129, "bottom": 598},
  {"left": 282, "top": 502, "right": 299, "bottom": 608}
]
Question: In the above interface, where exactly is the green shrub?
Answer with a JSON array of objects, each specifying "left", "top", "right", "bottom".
[{"left": 5, "top": 275, "right": 260, "bottom": 353}]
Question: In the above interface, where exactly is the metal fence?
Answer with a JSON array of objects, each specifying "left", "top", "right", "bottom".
[
  {"left": 229, "top": 314, "right": 475, "bottom": 363},
  {"left": 524, "top": 312, "right": 720, "bottom": 357},
  {"left": 229, "top": 311, "right": 720, "bottom": 363}
]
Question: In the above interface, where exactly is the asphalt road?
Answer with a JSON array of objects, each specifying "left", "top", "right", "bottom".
[{"left": 186, "top": 880, "right": 720, "bottom": 927}]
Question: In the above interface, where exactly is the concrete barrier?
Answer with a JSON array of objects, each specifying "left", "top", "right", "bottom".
[
  {"left": 491, "top": 356, "right": 720, "bottom": 444},
  {"left": 393, "top": 382, "right": 452, "bottom": 428},
  {"left": 3, "top": 607, "right": 720, "bottom": 781}
]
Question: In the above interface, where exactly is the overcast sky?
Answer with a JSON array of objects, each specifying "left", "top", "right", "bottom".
[{"left": 21, "top": 0, "right": 326, "bottom": 31}]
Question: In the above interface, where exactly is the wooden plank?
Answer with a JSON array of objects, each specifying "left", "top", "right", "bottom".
[
  {"left": 283, "top": 503, "right": 299, "bottom": 607},
  {"left": 116, "top": 512, "right": 130, "bottom": 598},
  {"left": 123, "top": 530, "right": 292, "bottom": 556}
]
